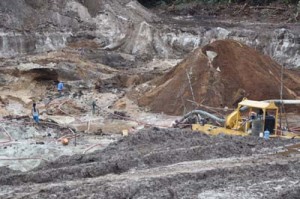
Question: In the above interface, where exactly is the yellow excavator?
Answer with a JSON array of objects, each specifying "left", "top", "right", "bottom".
[{"left": 177, "top": 98, "right": 300, "bottom": 139}]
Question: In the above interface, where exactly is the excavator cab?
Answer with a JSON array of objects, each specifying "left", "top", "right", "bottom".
[
  {"left": 192, "top": 99, "right": 279, "bottom": 137},
  {"left": 227, "top": 99, "right": 278, "bottom": 135},
  {"left": 191, "top": 98, "right": 300, "bottom": 138}
]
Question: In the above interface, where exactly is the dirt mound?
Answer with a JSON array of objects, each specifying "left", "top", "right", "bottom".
[{"left": 138, "top": 39, "right": 300, "bottom": 115}]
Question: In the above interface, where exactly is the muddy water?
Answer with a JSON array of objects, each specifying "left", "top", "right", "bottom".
[{"left": 276, "top": 143, "right": 300, "bottom": 157}]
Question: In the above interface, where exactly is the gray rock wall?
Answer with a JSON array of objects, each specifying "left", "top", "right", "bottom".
[
  {"left": 0, "top": 32, "right": 71, "bottom": 57},
  {"left": 0, "top": 0, "right": 299, "bottom": 68}
]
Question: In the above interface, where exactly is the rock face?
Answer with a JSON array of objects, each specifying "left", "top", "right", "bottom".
[
  {"left": 0, "top": 0, "right": 299, "bottom": 68},
  {"left": 0, "top": 0, "right": 157, "bottom": 57},
  {"left": 138, "top": 40, "right": 300, "bottom": 115}
]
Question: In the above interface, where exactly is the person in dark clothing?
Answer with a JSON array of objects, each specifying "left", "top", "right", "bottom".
[
  {"left": 257, "top": 109, "right": 263, "bottom": 118},
  {"left": 32, "top": 102, "right": 39, "bottom": 124},
  {"left": 92, "top": 100, "right": 96, "bottom": 115}
]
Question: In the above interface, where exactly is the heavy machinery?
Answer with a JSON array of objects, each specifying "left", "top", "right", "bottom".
[{"left": 177, "top": 98, "right": 300, "bottom": 139}]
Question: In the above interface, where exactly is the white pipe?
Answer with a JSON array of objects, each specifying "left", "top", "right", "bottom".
[
  {"left": 240, "top": 99, "right": 300, "bottom": 111},
  {"left": 265, "top": 100, "right": 300, "bottom": 105}
]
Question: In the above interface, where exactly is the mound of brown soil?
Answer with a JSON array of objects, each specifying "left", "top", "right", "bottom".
[{"left": 138, "top": 39, "right": 300, "bottom": 115}]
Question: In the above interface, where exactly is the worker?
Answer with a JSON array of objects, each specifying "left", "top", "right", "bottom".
[
  {"left": 92, "top": 100, "right": 96, "bottom": 115},
  {"left": 92, "top": 100, "right": 98, "bottom": 115},
  {"left": 57, "top": 81, "right": 64, "bottom": 97},
  {"left": 249, "top": 111, "right": 257, "bottom": 120},
  {"left": 257, "top": 109, "right": 263, "bottom": 119},
  {"left": 32, "top": 102, "right": 39, "bottom": 125}
]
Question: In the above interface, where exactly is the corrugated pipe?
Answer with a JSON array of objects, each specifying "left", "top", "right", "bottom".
[{"left": 179, "top": 110, "right": 225, "bottom": 124}]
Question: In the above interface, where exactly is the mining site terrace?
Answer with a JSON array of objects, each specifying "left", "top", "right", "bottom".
[{"left": 0, "top": 0, "right": 300, "bottom": 198}]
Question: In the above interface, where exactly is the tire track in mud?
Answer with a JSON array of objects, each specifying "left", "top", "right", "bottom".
[
  {"left": 0, "top": 128, "right": 300, "bottom": 198},
  {"left": 1, "top": 154, "right": 300, "bottom": 198}
]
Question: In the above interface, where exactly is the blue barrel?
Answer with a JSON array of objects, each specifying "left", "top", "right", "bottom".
[{"left": 264, "top": 129, "right": 270, "bottom": 139}]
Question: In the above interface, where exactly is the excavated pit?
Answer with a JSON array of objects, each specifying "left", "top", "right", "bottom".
[
  {"left": 0, "top": 37, "right": 299, "bottom": 199},
  {"left": 0, "top": 1, "right": 300, "bottom": 198}
]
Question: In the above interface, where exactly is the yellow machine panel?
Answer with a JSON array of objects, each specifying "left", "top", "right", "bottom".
[
  {"left": 192, "top": 124, "right": 248, "bottom": 136},
  {"left": 191, "top": 99, "right": 300, "bottom": 139}
]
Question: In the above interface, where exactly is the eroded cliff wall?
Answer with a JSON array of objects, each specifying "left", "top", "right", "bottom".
[{"left": 0, "top": 0, "right": 299, "bottom": 68}]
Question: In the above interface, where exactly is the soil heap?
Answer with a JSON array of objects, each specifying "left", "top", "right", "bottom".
[{"left": 138, "top": 39, "right": 300, "bottom": 115}]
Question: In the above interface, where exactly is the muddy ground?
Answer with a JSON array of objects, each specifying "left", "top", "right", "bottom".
[
  {"left": 0, "top": 129, "right": 300, "bottom": 198},
  {"left": 0, "top": 1, "right": 300, "bottom": 198}
]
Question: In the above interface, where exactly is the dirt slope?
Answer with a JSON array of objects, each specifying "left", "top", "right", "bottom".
[
  {"left": 157, "top": 2, "right": 298, "bottom": 23},
  {"left": 138, "top": 39, "right": 300, "bottom": 115}
]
